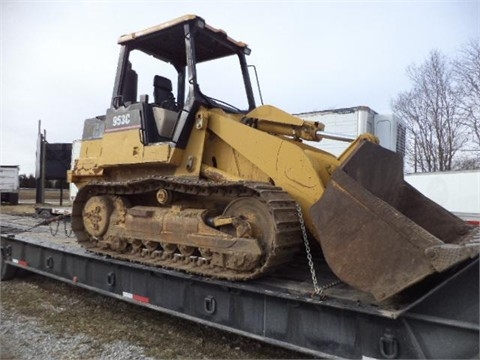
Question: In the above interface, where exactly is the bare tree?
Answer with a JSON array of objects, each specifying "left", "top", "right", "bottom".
[
  {"left": 392, "top": 50, "right": 469, "bottom": 172},
  {"left": 452, "top": 39, "right": 480, "bottom": 147}
]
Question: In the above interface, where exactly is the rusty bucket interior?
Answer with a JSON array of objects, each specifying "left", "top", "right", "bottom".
[{"left": 310, "top": 141, "right": 479, "bottom": 301}]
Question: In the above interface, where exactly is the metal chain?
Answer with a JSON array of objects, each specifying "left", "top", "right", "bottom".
[
  {"left": 296, "top": 204, "right": 342, "bottom": 299},
  {"left": 49, "top": 220, "right": 59, "bottom": 236},
  {"left": 48, "top": 216, "right": 73, "bottom": 237},
  {"left": 64, "top": 219, "right": 73, "bottom": 237},
  {"left": 296, "top": 203, "right": 321, "bottom": 296},
  {"left": 4, "top": 214, "right": 69, "bottom": 236}
]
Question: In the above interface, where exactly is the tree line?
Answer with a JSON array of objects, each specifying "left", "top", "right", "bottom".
[
  {"left": 19, "top": 174, "right": 69, "bottom": 189},
  {"left": 392, "top": 39, "right": 480, "bottom": 172}
]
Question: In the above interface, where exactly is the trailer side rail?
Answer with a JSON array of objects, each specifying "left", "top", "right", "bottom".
[{"left": 1, "top": 227, "right": 478, "bottom": 359}]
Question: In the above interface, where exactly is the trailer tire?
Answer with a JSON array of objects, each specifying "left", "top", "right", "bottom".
[
  {"left": 9, "top": 193, "right": 19, "bottom": 205},
  {"left": 16, "top": 268, "right": 31, "bottom": 278},
  {"left": 38, "top": 209, "right": 52, "bottom": 219},
  {"left": 1, "top": 192, "right": 19, "bottom": 205}
]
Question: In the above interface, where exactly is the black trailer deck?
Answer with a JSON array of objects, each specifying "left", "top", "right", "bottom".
[{"left": 1, "top": 214, "right": 478, "bottom": 359}]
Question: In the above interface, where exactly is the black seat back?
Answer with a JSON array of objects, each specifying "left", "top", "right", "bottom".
[
  {"left": 153, "top": 75, "right": 177, "bottom": 111},
  {"left": 122, "top": 62, "right": 138, "bottom": 104}
]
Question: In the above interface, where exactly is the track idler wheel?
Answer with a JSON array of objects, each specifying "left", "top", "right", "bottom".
[
  {"left": 82, "top": 196, "right": 113, "bottom": 238},
  {"left": 220, "top": 197, "right": 276, "bottom": 270}
]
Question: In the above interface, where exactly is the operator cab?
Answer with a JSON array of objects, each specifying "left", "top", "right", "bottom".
[{"left": 105, "top": 15, "right": 256, "bottom": 148}]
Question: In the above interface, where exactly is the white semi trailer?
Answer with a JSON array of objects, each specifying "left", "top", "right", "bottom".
[
  {"left": 0, "top": 165, "right": 20, "bottom": 205},
  {"left": 406, "top": 170, "right": 480, "bottom": 226},
  {"left": 297, "top": 106, "right": 406, "bottom": 156}
]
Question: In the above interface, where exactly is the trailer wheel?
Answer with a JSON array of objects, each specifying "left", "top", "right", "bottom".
[
  {"left": 16, "top": 268, "right": 31, "bottom": 278},
  {"left": 9, "top": 193, "right": 19, "bottom": 205},
  {"left": 38, "top": 209, "right": 52, "bottom": 219},
  {"left": 0, "top": 247, "right": 17, "bottom": 281}
]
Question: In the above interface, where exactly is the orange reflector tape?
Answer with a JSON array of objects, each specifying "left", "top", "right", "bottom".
[{"left": 122, "top": 291, "right": 150, "bottom": 304}]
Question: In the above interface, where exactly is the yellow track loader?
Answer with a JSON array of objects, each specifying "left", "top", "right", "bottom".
[{"left": 70, "top": 15, "right": 479, "bottom": 301}]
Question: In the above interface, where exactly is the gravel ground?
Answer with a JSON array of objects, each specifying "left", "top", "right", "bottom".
[
  {"left": 1, "top": 200, "right": 309, "bottom": 359},
  {"left": 1, "top": 274, "right": 306, "bottom": 359},
  {"left": 1, "top": 304, "right": 153, "bottom": 359}
]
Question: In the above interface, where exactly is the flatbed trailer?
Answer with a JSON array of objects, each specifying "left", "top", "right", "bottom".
[{"left": 1, "top": 214, "right": 478, "bottom": 359}]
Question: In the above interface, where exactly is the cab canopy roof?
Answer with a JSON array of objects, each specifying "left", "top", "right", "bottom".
[{"left": 118, "top": 15, "right": 251, "bottom": 68}]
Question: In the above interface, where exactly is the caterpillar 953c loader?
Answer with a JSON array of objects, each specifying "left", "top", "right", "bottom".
[{"left": 70, "top": 15, "right": 479, "bottom": 302}]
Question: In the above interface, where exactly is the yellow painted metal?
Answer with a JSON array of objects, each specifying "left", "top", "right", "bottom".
[
  {"left": 246, "top": 105, "right": 315, "bottom": 127},
  {"left": 245, "top": 105, "right": 325, "bottom": 141},
  {"left": 72, "top": 128, "right": 183, "bottom": 185},
  {"left": 202, "top": 125, "right": 272, "bottom": 183},
  {"left": 174, "top": 109, "right": 210, "bottom": 177},
  {"left": 205, "top": 107, "right": 342, "bottom": 237},
  {"left": 118, "top": 15, "right": 249, "bottom": 51},
  {"left": 337, "top": 133, "right": 380, "bottom": 163},
  {"left": 70, "top": 139, "right": 104, "bottom": 182},
  {"left": 71, "top": 103, "right": 374, "bottom": 240},
  {"left": 200, "top": 164, "right": 243, "bottom": 182},
  {"left": 98, "top": 130, "right": 178, "bottom": 166},
  {"left": 118, "top": 15, "right": 198, "bottom": 44}
]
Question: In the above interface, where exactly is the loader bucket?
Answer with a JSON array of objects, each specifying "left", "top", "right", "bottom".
[{"left": 310, "top": 141, "right": 479, "bottom": 301}]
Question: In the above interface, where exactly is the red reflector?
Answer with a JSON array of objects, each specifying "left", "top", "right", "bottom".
[
  {"left": 13, "top": 259, "right": 28, "bottom": 267},
  {"left": 122, "top": 291, "right": 150, "bottom": 304},
  {"left": 132, "top": 294, "right": 150, "bottom": 304},
  {"left": 466, "top": 220, "right": 480, "bottom": 227}
]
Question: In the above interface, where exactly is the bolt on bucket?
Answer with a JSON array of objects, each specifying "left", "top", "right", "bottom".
[{"left": 310, "top": 141, "right": 479, "bottom": 301}]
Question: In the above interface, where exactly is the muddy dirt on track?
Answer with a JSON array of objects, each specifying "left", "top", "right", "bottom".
[{"left": 0, "top": 195, "right": 310, "bottom": 359}]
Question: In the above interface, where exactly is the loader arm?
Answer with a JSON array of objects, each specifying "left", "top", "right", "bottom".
[
  {"left": 203, "top": 106, "right": 479, "bottom": 301},
  {"left": 203, "top": 106, "right": 374, "bottom": 239},
  {"left": 204, "top": 107, "right": 340, "bottom": 235}
]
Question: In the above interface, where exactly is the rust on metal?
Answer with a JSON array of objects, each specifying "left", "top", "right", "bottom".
[
  {"left": 72, "top": 178, "right": 302, "bottom": 280},
  {"left": 310, "top": 141, "right": 479, "bottom": 301}
]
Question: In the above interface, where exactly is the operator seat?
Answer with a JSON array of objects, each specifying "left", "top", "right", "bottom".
[
  {"left": 153, "top": 75, "right": 178, "bottom": 111},
  {"left": 152, "top": 75, "right": 178, "bottom": 139}
]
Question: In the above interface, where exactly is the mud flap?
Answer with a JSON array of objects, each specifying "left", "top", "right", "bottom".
[{"left": 310, "top": 141, "right": 479, "bottom": 301}]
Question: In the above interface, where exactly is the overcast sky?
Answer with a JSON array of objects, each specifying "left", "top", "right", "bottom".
[{"left": 1, "top": 0, "right": 478, "bottom": 175}]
